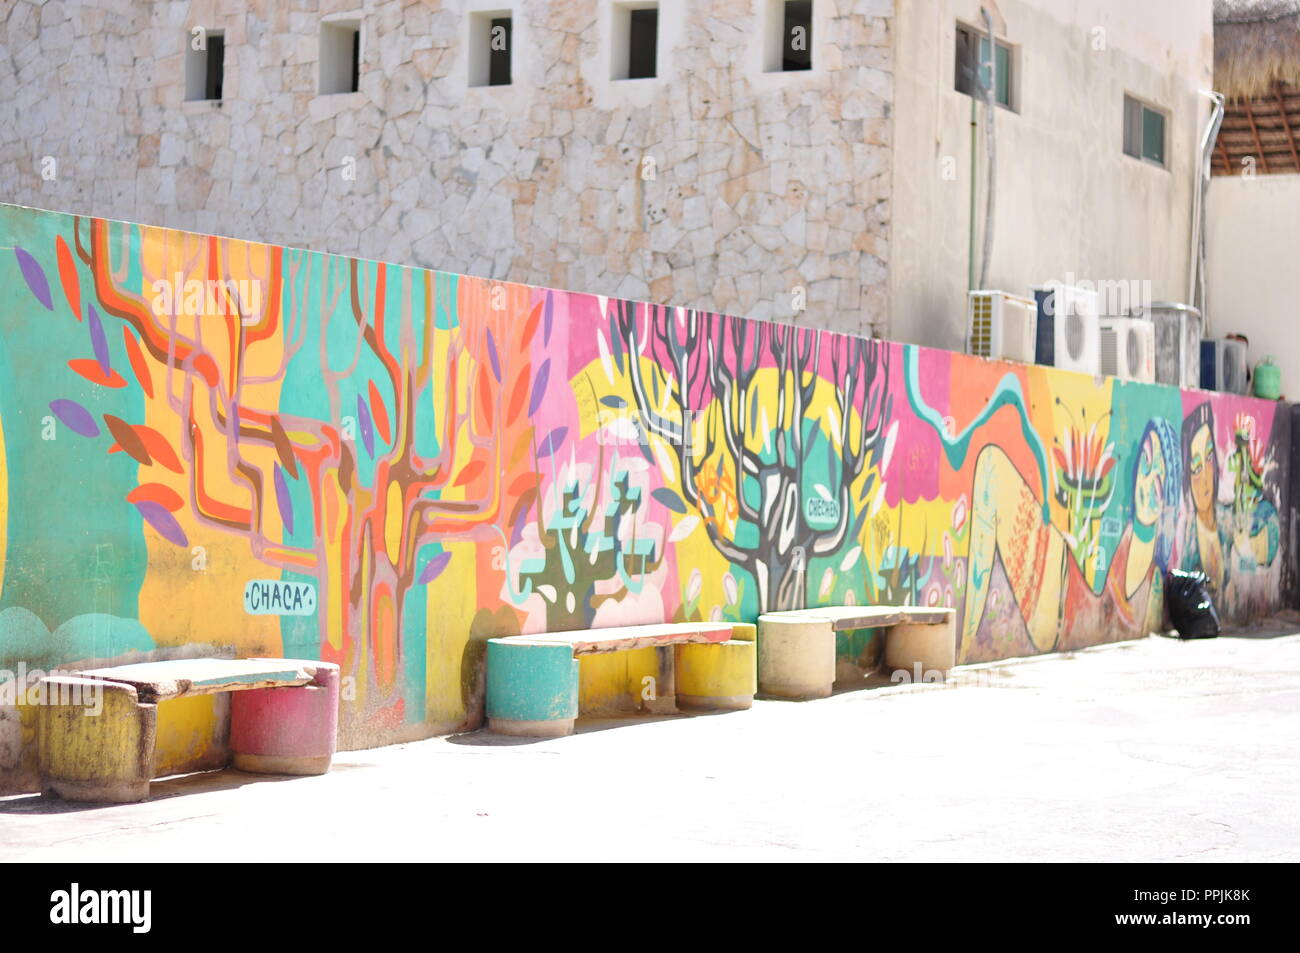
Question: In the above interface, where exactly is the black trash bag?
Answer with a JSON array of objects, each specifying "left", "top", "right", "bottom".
[{"left": 1164, "top": 569, "right": 1221, "bottom": 639}]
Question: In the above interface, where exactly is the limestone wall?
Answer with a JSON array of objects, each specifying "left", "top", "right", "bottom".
[{"left": 0, "top": 0, "right": 894, "bottom": 336}]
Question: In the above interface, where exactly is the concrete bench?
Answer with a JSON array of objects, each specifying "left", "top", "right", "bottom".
[
  {"left": 757, "top": 606, "right": 956, "bottom": 699},
  {"left": 37, "top": 657, "right": 339, "bottom": 803},
  {"left": 486, "top": 622, "right": 756, "bottom": 737}
]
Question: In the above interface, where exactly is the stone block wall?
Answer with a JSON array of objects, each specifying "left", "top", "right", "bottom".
[{"left": 0, "top": 0, "right": 894, "bottom": 336}]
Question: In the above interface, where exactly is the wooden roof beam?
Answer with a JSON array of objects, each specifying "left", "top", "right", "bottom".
[{"left": 1273, "top": 80, "right": 1300, "bottom": 171}]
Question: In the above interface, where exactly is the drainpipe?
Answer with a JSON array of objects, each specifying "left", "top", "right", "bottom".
[
  {"left": 978, "top": 7, "right": 997, "bottom": 290},
  {"left": 968, "top": 96, "right": 977, "bottom": 296},
  {"left": 1187, "top": 89, "right": 1226, "bottom": 330}
]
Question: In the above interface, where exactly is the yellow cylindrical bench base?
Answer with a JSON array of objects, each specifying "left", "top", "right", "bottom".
[
  {"left": 38, "top": 676, "right": 157, "bottom": 803},
  {"left": 675, "top": 639, "right": 756, "bottom": 711}
]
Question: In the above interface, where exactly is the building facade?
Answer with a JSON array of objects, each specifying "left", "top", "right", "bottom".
[
  {"left": 0, "top": 0, "right": 893, "bottom": 336},
  {"left": 890, "top": 0, "right": 1215, "bottom": 351}
]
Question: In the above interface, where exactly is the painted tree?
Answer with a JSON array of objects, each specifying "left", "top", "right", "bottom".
[
  {"left": 608, "top": 301, "right": 891, "bottom": 612},
  {"left": 55, "top": 217, "right": 544, "bottom": 729}
]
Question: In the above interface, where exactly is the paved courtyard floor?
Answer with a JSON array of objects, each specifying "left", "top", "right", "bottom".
[{"left": 4, "top": 622, "right": 1299, "bottom": 862}]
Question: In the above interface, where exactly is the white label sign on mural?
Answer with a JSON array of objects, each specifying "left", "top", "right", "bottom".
[{"left": 244, "top": 580, "right": 317, "bottom": 616}]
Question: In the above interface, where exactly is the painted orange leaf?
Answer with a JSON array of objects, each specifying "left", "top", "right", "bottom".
[
  {"left": 56, "top": 236, "right": 81, "bottom": 321},
  {"left": 123, "top": 328, "right": 154, "bottom": 398},
  {"left": 68, "top": 359, "right": 127, "bottom": 388},
  {"left": 508, "top": 472, "right": 536, "bottom": 496},
  {"left": 506, "top": 364, "right": 531, "bottom": 424},
  {"left": 521, "top": 300, "right": 543, "bottom": 345},
  {"left": 368, "top": 380, "right": 392, "bottom": 445},
  {"left": 135, "top": 425, "right": 183, "bottom": 473},
  {"left": 127, "top": 483, "right": 184, "bottom": 512},
  {"left": 454, "top": 459, "right": 486, "bottom": 487}
]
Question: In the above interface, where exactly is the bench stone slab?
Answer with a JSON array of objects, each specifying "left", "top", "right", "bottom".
[
  {"left": 516, "top": 622, "right": 734, "bottom": 655},
  {"left": 75, "top": 657, "right": 324, "bottom": 702}
]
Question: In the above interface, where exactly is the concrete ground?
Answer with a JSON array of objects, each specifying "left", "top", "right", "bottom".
[{"left": 4, "top": 622, "right": 1299, "bottom": 862}]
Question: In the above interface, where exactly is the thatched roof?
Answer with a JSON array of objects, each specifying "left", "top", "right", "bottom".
[{"left": 1216, "top": 0, "right": 1300, "bottom": 100}]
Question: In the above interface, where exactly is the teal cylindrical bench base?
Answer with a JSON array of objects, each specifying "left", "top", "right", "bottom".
[
  {"left": 486, "top": 639, "right": 579, "bottom": 736},
  {"left": 488, "top": 716, "right": 577, "bottom": 738}
]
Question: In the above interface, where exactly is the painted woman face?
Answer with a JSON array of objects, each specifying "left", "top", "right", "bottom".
[
  {"left": 1134, "top": 431, "right": 1166, "bottom": 528},
  {"left": 1189, "top": 425, "right": 1215, "bottom": 516}
]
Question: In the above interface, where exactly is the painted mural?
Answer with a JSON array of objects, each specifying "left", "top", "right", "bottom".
[{"left": 0, "top": 205, "right": 1290, "bottom": 786}]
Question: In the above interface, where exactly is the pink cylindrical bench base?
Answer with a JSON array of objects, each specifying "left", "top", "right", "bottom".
[{"left": 230, "top": 662, "right": 339, "bottom": 776}]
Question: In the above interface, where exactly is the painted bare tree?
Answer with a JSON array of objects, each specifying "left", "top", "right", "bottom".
[{"left": 609, "top": 301, "right": 891, "bottom": 612}]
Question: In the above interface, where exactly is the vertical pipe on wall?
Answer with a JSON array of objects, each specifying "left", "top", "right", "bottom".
[
  {"left": 977, "top": 7, "right": 997, "bottom": 291},
  {"left": 1188, "top": 89, "right": 1226, "bottom": 327},
  {"left": 968, "top": 94, "right": 977, "bottom": 298}
]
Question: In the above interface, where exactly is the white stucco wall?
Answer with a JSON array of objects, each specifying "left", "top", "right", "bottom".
[
  {"left": 889, "top": 0, "right": 1214, "bottom": 350},
  {"left": 1207, "top": 172, "right": 1300, "bottom": 400}
]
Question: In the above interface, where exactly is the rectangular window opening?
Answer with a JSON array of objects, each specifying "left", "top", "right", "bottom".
[
  {"left": 489, "top": 17, "right": 512, "bottom": 85},
  {"left": 628, "top": 8, "right": 658, "bottom": 79},
  {"left": 320, "top": 21, "right": 361, "bottom": 95},
  {"left": 470, "top": 11, "right": 513, "bottom": 87},
  {"left": 613, "top": 3, "right": 658, "bottom": 80},
  {"left": 955, "top": 24, "right": 1011, "bottom": 108},
  {"left": 1124, "top": 95, "right": 1166, "bottom": 166},
  {"left": 782, "top": 1, "right": 812, "bottom": 71},
  {"left": 184, "top": 30, "right": 225, "bottom": 101}
]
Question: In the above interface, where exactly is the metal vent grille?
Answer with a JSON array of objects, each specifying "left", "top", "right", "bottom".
[
  {"left": 969, "top": 294, "right": 992, "bottom": 357},
  {"left": 1099, "top": 327, "right": 1119, "bottom": 376}
]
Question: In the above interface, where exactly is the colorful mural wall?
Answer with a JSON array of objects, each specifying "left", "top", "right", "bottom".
[{"left": 0, "top": 204, "right": 1291, "bottom": 789}]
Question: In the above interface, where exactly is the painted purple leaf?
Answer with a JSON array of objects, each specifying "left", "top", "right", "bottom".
[
  {"left": 528, "top": 359, "right": 551, "bottom": 416},
  {"left": 510, "top": 501, "right": 530, "bottom": 548},
  {"left": 486, "top": 329, "right": 501, "bottom": 382},
  {"left": 543, "top": 291, "right": 553, "bottom": 345},
  {"left": 417, "top": 550, "right": 452, "bottom": 585},
  {"left": 357, "top": 393, "right": 375, "bottom": 458},
  {"left": 15, "top": 247, "right": 52, "bottom": 310},
  {"left": 274, "top": 463, "right": 294, "bottom": 535},
  {"left": 88, "top": 304, "right": 110, "bottom": 374},
  {"left": 134, "top": 500, "right": 189, "bottom": 547},
  {"left": 49, "top": 398, "right": 99, "bottom": 437},
  {"left": 536, "top": 426, "right": 568, "bottom": 459}
]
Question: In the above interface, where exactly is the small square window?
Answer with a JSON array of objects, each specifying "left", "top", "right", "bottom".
[
  {"left": 184, "top": 30, "right": 225, "bottom": 101},
  {"left": 320, "top": 20, "right": 361, "bottom": 95},
  {"left": 612, "top": 3, "right": 658, "bottom": 80},
  {"left": 781, "top": 1, "right": 812, "bottom": 71},
  {"left": 469, "top": 12, "right": 512, "bottom": 87},
  {"left": 764, "top": 0, "right": 813, "bottom": 72},
  {"left": 1124, "top": 95, "right": 1166, "bottom": 166},
  {"left": 956, "top": 24, "right": 1012, "bottom": 108}
]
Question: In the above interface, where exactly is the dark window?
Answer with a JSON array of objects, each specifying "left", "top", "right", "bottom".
[
  {"left": 489, "top": 17, "right": 512, "bottom": 85},
  {"left": 956, "top": 25, "right": 1011, "bottom": 107},
  {"left": 350, "top": 29, "right": 360, "bottom": 93},
  {"left": 1123, "top": 95, "right": 1166, "bottom": 165},
  {"left": 782, "top": 1, "right": 812, "bottom": 71},
  {"left": 320, "top": 22, "right": 360, "bottom": 95},
  {"left": 628, "top": 8, "right": 658, "bottom": 79},
  {"left": 204, "top": 34, "right": 224, "bottom": 100}
]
